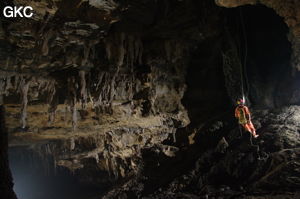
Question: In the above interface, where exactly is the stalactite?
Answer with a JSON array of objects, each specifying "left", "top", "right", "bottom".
[
  {"left": 81, "top": 42, "right": 91, "bottom": 67},
  {"left": 53, "top": 159, "right": 57, "bottom": 176},
  {"left": 68, "top": 77, "right": 78, "bottom": 131},
  {"left": 112, "top": 157, "right": 119, "bottom": 179},
  {"left": 174, "top": 41, "right": 182, "bottom": 62},
  {"left": 109, "top": 71, "right": 118, "bottom": 109},
  {"left": 0, "top": 78, "right": 5, "bottom": 94},
  {"left": 128, "top": 35, "right": 135, "bottom": 67},
  {"left": 70, "top": 138, "right": 75, "bottom": 151},
  {"left": 19, "top": 77, "right": 30, "bottom": 129},
  {"left": 95, "top": 153, "right": 100, "bottom": 164},
  {"left": 165, "top": 40, "right": 172, "bottom": 62},
  {"left": 71, "top": 98, "right": 77, "bottom": 131},
  {"left": 126, "top": 34, "right": 143, "bottom": 68},
  {"left": 0, "top": 78, "right": 5, "bottom": 104},
  {"left": 105, "top": 32, "right": 126, "bottom": 67},
  {"left": 5, "top": 76, "right": 12, "bottom": 94},
  {"left": 79, "top": 70, "right": 87, "bottom": 108},
  {"left": 96, "top": 72, "right": 104, "bottom": 91},
  {"left": 41, "top": 28, "right": 53, "bottom": 56},
  {"left": 116, "top": 32, "right": 126, "bottom": 67},
  {"left": 30, "top": 78, "right": 58, "bottom": 124},
  {"left": 13, "top": 75, "right": 20, "bottom": 90},
  {"left": 128, "top": 76, "right": 134, "bottom": 101},
  {"left": 135, "top": 36, "right": 143, "bottom": 65},
  {"left": 95, "top": 72, "right": 114, "bottom": 110},
  {"left": 172, "top": 128, "right": 176, "bottom": 143},
  {"left": 105, "top": 38, "right": 112, "bottom": 61}
]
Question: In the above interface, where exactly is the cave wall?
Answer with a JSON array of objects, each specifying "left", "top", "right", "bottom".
[
  {"left": 0, "top": 0, "right": 222, "bottom": 193},
  {"left": 0, "top": 105, "right": 17, "bottom": 199}
]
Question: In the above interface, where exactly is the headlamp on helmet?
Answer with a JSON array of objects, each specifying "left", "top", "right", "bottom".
[{"left": 237, "top": 98, "right": 245, "bottom": 105}]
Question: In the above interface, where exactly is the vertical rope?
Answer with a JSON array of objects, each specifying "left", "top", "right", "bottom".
[{"left": 239, "top": 8, "right": 250, "bottom": 98}]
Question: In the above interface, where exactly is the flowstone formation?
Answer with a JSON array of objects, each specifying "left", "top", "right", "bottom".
[{"left": 0, "top": 0, "right": 300, "bottom": 199}]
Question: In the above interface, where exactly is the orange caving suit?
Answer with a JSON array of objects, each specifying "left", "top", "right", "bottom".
[{"left": 235, "top": 105, "right": 256, "bottom": 136}]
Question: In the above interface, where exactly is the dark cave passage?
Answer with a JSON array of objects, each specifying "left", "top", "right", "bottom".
[
  {"left": 182, "top": 37, "right": 230, "bottom": 126},
  {"left": 183, "top": 38, "right": 227, "bottom": 125},
  {"left": 228, "top": 5, "right": 292, "bottom": 108},
  {"left": 183, "top": 4, "right": 292, "bottom": 126}
]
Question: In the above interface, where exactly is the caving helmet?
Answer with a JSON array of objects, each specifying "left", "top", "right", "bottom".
[{"left": 237, "top": 98, "right": 245, "bottom": 105}]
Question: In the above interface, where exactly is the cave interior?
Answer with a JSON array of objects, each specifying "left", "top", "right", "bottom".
[{"left": 0, "top": 1, "right": 299, "bottom": 199}]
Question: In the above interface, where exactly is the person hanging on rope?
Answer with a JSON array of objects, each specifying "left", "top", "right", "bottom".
[{"left": 235, "top": 98, "right": 259, "bottom": 138}]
